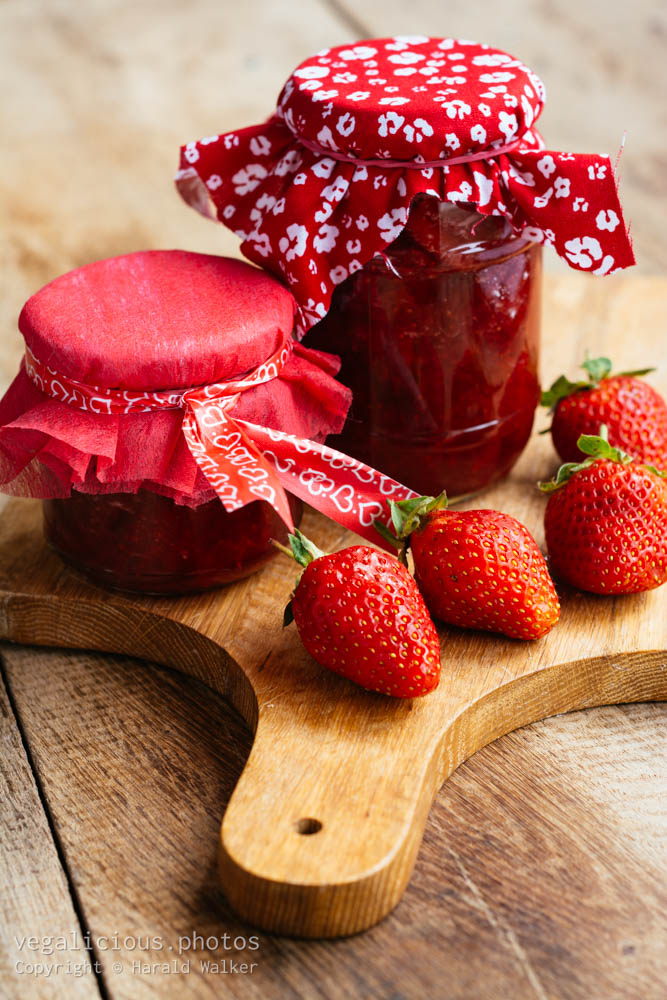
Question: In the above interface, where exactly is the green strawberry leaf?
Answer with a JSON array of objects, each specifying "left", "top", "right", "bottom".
[
  {"left": 288, "top": 529, "right": 324, "bottom": 568},
  {"left": 538, "top": 460, "right": 592, "bottom": 494},
  {"left": 541, "top": 355, "right": 657, "bottom": 412},
  {"left": 273, "top": 528, "right": 324, "bottom": 573},
  {"left": 540, "top": 374, "right": 588, "bottom": 408},
  {"left": 373, "top": 519, "right": 403, "bottom": 550},
  {"left": 644, "top": 464, "right": 667, "bottom": 479},
  {"left": 576, "top": 424, "right": 633, "bottom": 464},
  {"left": 581, "top": 355, "right": 613, "bottom": 383},
  {"left": 538, "top": 424, "right": 638, "bottom": 493},
  {"left": 387, "top": 491, "right": 449, "bottom": 540},
  {"left": 615, "top": 367, "right": 656, "bottom": 378}
]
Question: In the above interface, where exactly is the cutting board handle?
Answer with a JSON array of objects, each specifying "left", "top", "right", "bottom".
[{"left": 216, "top": 643, "right": 667, "bottom": 937}]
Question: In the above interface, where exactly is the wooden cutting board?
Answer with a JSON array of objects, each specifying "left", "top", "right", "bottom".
[{"left": 0, "top": 277, "right": 665, "bottom": 939}]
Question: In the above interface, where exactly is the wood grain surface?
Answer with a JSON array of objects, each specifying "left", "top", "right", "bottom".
[
  {"left": 1, "top": 644, "right": 665, "bottom": 1000},
  {"left": 2, "top": 0, "right": 667, "bottom": 995},
  {"left": 0, "top": 276, "right": 666, "bottom": 946},
  {"left": 0, "top": 669, "right": 98, "bottom": 999}
]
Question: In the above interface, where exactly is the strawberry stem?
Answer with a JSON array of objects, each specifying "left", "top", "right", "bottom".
[
  {"left": 273, "top": 530, "right": 327, "bottom": 628},
  {"left": 272, "top": 529, "right": 324, "bottom": 569},
  {"left": 373, "top": 491, "right": 448, "bottom": 563}
]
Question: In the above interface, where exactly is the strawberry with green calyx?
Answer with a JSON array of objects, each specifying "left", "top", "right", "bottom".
[
  {"left": 540, "top": 427, "right": 667, "bottom": 595},
  {"left": 540, "top": 354, "right": 667, "bottom": 471},
  {"left": 376, "top": 495, "right": 560, "bottom": 641},
  {"left": 275, "top": 529, "right": 441, "bottom": 698}
]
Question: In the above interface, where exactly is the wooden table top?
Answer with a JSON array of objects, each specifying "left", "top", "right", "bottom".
[{"left": 2, "top": 3, "right": 666, "bottom": 998}]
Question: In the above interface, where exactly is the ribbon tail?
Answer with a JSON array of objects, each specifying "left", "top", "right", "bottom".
[
  {"left": 235, "top": 420, "right": 418, "bottom": 548},
  {"left": 182, "top": 406, "right": 295, "bottom": 530}
]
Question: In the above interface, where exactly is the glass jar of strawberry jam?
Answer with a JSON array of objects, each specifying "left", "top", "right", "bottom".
[
  {"left": 306, "top": 195, "right": 541, "bottom": 498},
  {"left": 0, "top": 250, "right": 350, "bottom": 594},
  {"left": 177, "top": 35, "right": 634, "bottom": 500}
]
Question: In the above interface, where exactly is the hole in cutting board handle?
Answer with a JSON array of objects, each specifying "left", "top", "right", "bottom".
[{"left": 295, "top": 817, "right": 322, "bottom": 835}]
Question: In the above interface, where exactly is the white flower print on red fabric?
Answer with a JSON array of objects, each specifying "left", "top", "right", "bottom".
[
  {"left": 388, "top": 51, "right": 426, "bottom": 65},
  {"left": 249, "top": 135, "right": 272, "bottom": 156},
  {"left": 378, "top": 112, "right": 405, "bottom": 136},
  {"left": 294, "top": 65, "right": 330, "bottom": 80},
  {"left": 178, "top": 36, "right": 635, "bottom": 336},
  {"left": 279, "top": 223, "right": 308, "bottom": 261},
  {"left": 231, "top": 164, "right": 267, "bottom": 195},
  {"left": 338, "top": 45, "right": 377, "bottom": 61},
  {"left": 183, "top": 142, "right": 200, "bottom": 164},
  {"left": 312, "top": 158, "right": 336, "bottom": 179},
  {"left": 596, "top": 209, "right": 620, "bottom": 231},
  {"left": 337, "top": 113, "right": 356, "bottom": 137},
  {"left": 439, "top": 100, "right": 471, "bottom": 119},
  {"left": 378, "top": 208, "right": 408, "bottom": 241},
  {"left": 322, "top": 176, "right": 349, "bottom": 202},
  {"left": 554, "top": 176, "right": 571, "bottom": 198},
  {"left": 498, "top": 111, "right": 519, "bottom": 140},
  {"left": 329, "top": 265, "right": 348, "bottom": 284},
  {"left": 473, "top": 171, "right": 494, "bottom": 206},
  {"left": 564, "top": 236, "right": 603, "bottom": 268},
  {"left": 447, "top": 181, "right": 474, "bottom": 204},
  {"left": 537, "top": 154, "right": 556, "bottom": 178},
  {"left": 314, "top": 224, "right": 339, "bottom": 253},
  {"left": 403, "top": 118, "right": 434, "bottom": 143}
]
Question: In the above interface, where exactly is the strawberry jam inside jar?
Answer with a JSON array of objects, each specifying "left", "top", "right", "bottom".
[
  {"left": 307, "top": 195, "right": 542, "bottom": 499},
  {"left": 42, "top": 489, "right": 303, "bottom": 595},
  {"left": 0, "top": 250, "right": 351, "bottom": 595}
]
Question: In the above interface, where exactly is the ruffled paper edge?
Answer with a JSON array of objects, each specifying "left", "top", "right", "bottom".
[
  {"left": 177, "top": 117, "right": 635, "bottom": 337},
  {"left": 0, "top": 346, "right": 351, "bottom": 506}
]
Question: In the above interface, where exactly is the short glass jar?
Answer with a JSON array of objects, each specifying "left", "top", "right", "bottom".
[
  {"left": 0, "top": 250, "right": 351, "bottom": 596},
  {"left": 43, "top": 489, "right": 303, "bottom": 595},
  {"left": 307, "top": 196, "right": 542, "bottom": 499}
]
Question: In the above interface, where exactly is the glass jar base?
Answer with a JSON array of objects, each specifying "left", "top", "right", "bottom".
[
  {"left": 43, "top": 489, "right": 303, "bottom": 596},
  {"left": 43, "top": 539, "right": 285, "bottom": 596}
]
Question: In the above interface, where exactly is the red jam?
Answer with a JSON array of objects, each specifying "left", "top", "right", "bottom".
[
  {"left": 307, "top": 196, "right": 542, "bottom": 499},
  {"left": 43, "top": 489, "right": 302, "bottom": 595}
]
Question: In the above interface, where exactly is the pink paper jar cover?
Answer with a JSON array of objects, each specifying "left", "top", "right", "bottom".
[
  {"left": 0, "top": 251, "right": 351, "bottom": 514},
  {"left": 177, "top": 35, "right": 635, "bottom": 337}
]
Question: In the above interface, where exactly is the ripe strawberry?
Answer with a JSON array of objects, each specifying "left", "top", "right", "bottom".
[
  {"left": 540, "top": 427, "right": 667, "bottom": 594},
  {"left": 541, "top": 355, "right": 667, "bottom": 470},
  {"left": 376, "top": 494, "right": 560, "bottom": 640},
  {"left": 278, "top": 531, "right": 441, "bottom": 698}
]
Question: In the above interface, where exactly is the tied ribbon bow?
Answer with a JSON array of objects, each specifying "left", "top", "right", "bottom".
[{"left": 23, "top": 342, "right": 417, "bottom": 545}]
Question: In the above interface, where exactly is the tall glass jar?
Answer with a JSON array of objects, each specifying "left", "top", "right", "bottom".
[{"left": 306, "top": 196, "right": 542, "bottom": 499}]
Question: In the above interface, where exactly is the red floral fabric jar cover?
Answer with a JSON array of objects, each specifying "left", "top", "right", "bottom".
[
  {"left": 0, "top": 251, "right": 417, "bottom": 543},
  {"left": 177, "top": 36, "right": 635, "bottom": 336}
]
